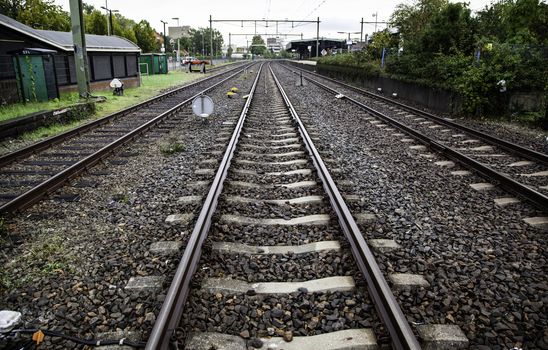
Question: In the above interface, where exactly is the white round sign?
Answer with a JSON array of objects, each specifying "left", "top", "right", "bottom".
[
  {"left": 192, "top": 95, "right": 214, "bottom": 118},
  {"left": 109, "top": 78, "right": 123, "bottom": 88}
]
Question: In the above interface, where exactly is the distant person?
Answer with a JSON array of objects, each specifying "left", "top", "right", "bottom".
[{"left": 201, "top": 63, "right": 206, "bottom": 74}]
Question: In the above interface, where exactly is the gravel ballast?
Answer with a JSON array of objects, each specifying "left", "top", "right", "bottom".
[
  {"left": 0, "top": 67, "right": 257, "bottom": 348},
  {"left": 273, "top": 63, "right": 547, "bottom": 350}
]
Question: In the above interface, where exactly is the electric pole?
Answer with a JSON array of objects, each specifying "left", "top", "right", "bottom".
[
  {"left": 160, "top": 20, "right": 167, "bottom": 53},
  {"left": 209, "top": 15, "right": 214, "bottom": 66},
  {"left": 69, "top": 0, "right": 90, "bottom": 98}
]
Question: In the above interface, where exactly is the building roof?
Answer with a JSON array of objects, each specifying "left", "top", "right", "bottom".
[{"left": 0, "top": 13, "right": 140, "bottom": 53}]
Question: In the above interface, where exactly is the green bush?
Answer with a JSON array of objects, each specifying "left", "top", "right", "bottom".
[
  {"left": 318, "top": 52, "right": 381, "bottom": 78},
  {"left": 385, "top": 42, "right": 547, "bottom": 115}
]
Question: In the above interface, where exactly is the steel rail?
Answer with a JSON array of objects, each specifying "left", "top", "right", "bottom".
[
  {"left": 145, "top": 63, "right": 264, "bottom": 350},
  {"left": 284, "top": 65, "right": 548, "bottom": 212},
  {"left": 0, "top": 62, "right": 249, "bottom": 168},
  {"left": 269, "top": 64, "right": 421, "bottom": 350},
  {"left": 0, "top": 66, "right": 253, "bottom": 215},
  {"left": 282, "top": 62, "right": 548, "bottom": 166}
]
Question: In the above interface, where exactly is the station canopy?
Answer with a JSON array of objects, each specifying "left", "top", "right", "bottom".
[{"left": 286, "top": 38, "right": 345, "bottom": 57}]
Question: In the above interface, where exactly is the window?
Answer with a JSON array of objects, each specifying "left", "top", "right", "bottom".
[{"left": 92, "top": 55, "right": 112, "bottom": 80}]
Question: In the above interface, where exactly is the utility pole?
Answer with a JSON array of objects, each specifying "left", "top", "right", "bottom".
[
  {"left": 172, "top": 17, "right": 180, "bottom": 66},
  {"left": 69, "top": 0, "right": 90, "bottom": 98},
  {"left": 109, "top": 11, "right": 114, "bottom": 35},
  {"left": 338, "top": 31, "right": 360, "bottom": 53},
  {"left": 360, "top": 17, "right": 364, "bottom": 42},
  {"left": 104, "top": 0, "right": 109, "bottom": 35},
  {"left": 316, "top": 17, "right": 320, "bottom": 58},
  {"left": 360, "top": 16, "right": 388, "bottom": 40},
  {"left": 209, "top": 15, "right": 214, "bottom": 66},
  {"left": 101, "top": 5, "right": 118, "bottom": 36},
  {"left": 160, "top": 20, "right": 167, "bottom": 53}
]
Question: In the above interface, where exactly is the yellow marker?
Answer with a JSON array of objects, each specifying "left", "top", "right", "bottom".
[
  {"left": 32, "top": 330, "right": 45, "bottom": 345},
  {"left": 230, "top": 87, "right": 239, "bottom": 93}
]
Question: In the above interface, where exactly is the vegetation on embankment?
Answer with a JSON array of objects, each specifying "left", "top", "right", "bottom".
[{"left": 317, "top": 0, "right": 548, "bottom": 126}]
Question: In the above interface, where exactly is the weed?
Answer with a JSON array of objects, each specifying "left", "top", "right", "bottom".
[
  {"left": 112, "top": 191, "right": 130, "bottom": 204},
  {"left": 0, "top": 232, "right": 74, "bottom": 290},
  {"left": 159, "top": 138, "right": 185, "bottom": 155}
]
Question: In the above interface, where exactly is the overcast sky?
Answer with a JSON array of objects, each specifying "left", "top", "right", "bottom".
[{"left": 53, "top": 0, "right": 495, "bottom": 47}]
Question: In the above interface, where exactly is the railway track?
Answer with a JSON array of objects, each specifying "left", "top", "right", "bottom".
[
  {"left": 146, "top": 63, "right": 420, "bottom": 349},
  {"left": 0, "top": 62, "right": 253, "bottom": 215},
  {"left": 279, "top": 63, "right": 548, "bottom": 212}
]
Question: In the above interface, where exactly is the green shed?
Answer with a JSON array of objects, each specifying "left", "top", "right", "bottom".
[
  {"left": 11, "top": 48, "right": 59, "bottom": 102},
  {"left": 139, "top": 53, "right": 167, "bottom": 75}
]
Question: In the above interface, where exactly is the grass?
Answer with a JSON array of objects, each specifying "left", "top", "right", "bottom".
[
  {"left": 159, "top": 137, "right": 185, "bottom": 155},
  {"left": 0, "top": 93, "right": 82, "bottom": 123},
  {"left": 0, "top": 231, "right": 74, "bottom": 291},
  {"left": 4, "top": 70, "right": 209, "bottom": 142}
]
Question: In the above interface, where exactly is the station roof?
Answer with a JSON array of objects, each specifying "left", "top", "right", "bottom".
[
  {"left": 286, "top": 38, "right": 345, "bottom": 49},
  {"left": 0, "top": 13, "right": 140, "bottom": 53}
]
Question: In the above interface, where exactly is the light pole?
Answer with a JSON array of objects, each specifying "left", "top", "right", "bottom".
[
  {"left": 337, "top": 31, "right": 360, "bottom": 53},
  {"left": 172, "top": 17, "right": 180, "bottom": 66},
  {"left": 104, "top": 0, "right": 109, "bottom": 35},
  {"left": 201, "top": 30, "right": 205, "bottom": 57},
  {"left": 100, "top": 6, "right": 118, "bottom": 35},
  {"left": 160, "top": 20, "right": 167, "bottom": 53},
  {"left": 372, "top": 12, "right": 378, "bottom": 33}
]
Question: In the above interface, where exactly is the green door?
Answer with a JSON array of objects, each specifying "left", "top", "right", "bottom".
[
  {"left": 14, "top": 55, "right": 48, "bottom": 102},
  {"left": 139, "top": 55, "right": 153, "bottom": 75},
  {"left": 161, "top": 55, "right": 168, "bottom": 74},
  {"left": 152, "top": 55, "right": 160, "bottom": 74}
]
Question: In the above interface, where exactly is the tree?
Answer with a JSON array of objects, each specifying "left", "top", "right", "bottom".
[
  {"left": 188, "top": 27, "right": 223, "bottom": 57},
  {"left": 16, "top": 0, "right": 70, "bottom": 31},
  {"left": 82, "top": 2, "right": 94, "bottom": 15},
  {"left": 250, "top": 35, "right": 266, "bottom": 55},
  {"left": 112, "top": 13, "right": 138, "bottom": 42},
  {"left": 133, "top": 20, "right": 158, "bottom": 53},
  {"left": 390, "top": 0, "right": 448, "bottom": 53},
  {"left": 420, "top": 2, "right": 475, "bottom": 55},
  {"left": 279, "top": 49, "right": 292, "bottom": 58},
  {"left": 85, "top": 9, "right": 107, "bottom": 35},
  {"left": 476, "top": 0, "right": 548, "bottom": 44},
  {"left": 0, "top": 0, "right": 23, "bottom": 18},
  {"left": 367, "top": 30, "right": 398, "bottom": 59}
]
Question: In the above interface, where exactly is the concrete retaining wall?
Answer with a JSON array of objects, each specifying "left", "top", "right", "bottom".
[
  {"left": 314, "top": 63, "right": 462, "bottom": 115},
  {"left": 287, "top": 60, "right": 546, "bottom": 116}
]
